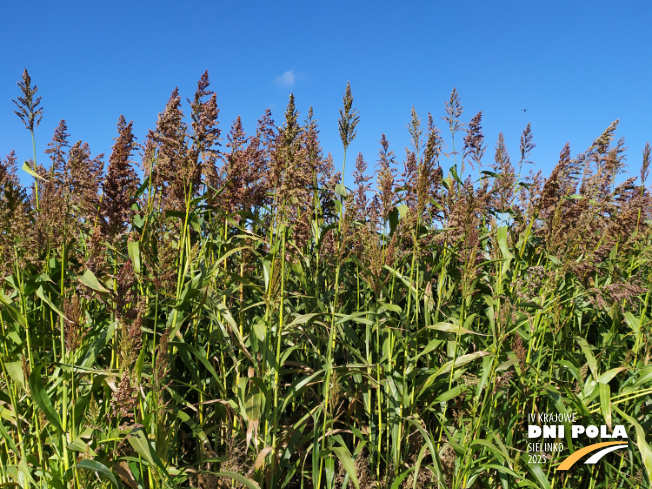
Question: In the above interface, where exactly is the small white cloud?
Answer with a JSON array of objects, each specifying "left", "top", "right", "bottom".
[{"left": 273, "top": 70, "right": 296, "bottom": 88}]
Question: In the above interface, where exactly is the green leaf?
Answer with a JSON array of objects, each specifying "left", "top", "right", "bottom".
[
  {"left": 28, "top": 363, "right": 63, "bottom": 433},
  {"left": 441, "top": 175, "right": 452, "bottom": 190},
  {"left": 433, "top": 385, "right": 463, "bottom": 404},
  {"left": 523, "top": 455, "right": 551, "bottom": 489},
  {"left": 496, "top": 226, "right": 513, "bottom": 260},
  {"left": 35, "top": 285, "right": 66, "bottom": 319},
  {"left": 576, "top": 337, "right": 598, "bottom": 381},
  {"left": 599, "top": 383, "right": 612, "bottom": 428},
  {"left": 214, "top": 246, "right": 252, "bottom": 268},
  {"left": 390, "top": 467, "right": 415, "bottom": 489},
  {"left": 253, "top": 318, "right": 266, "bottom": 341},
  {"left": 127, "top": 429, "right": 170, "bottom": 481},
  {"left": 245, "top": 392, "right": 262, "bottom": 423},
  {"left": 450, "top": 164, "right": 462, "bottom": 184},
  {"left": 633, "top": 366, "right": 652, "bottom": 387},
  {"left": 262, "top": 258, "right": 272, "bottom": 290},
  {"left": 78, "top": 269, "right": 111, "bottom": 294},
  {"left": 133, "top": 175, "right": 150, "bottom": 200},
  {"left": 396, "top": 204, "right": 409, "bottom": 218},
  {"left": 485, "top": 464, "right": 520, "bottom": 479},
  {"left": 421, "top": 351, "right": 490, "bottom": 393},
  {"left": 176, "top": 411, "right": 211, "bottom": 447},
  {"left": 597, "top": 367, "right": 625, "bottom": 385},
  {"left": 471, "top": 439, "right": 508, "bottom": 462},
  {"left": 0, "top": 293, "right": 27, "bottom": 328},
  {"left": 81, "top": 320, "right": 115, "bottom": 368},
  {"left": 476, "top": 354, "right": 494, "bottom": 399},
  {"left": 286, "top": 312, "right": 322, "bottom": 328},
  {"left": 380, "top": 302, "right": 402, "bottom": 314},
  {"left": 127, "top": 240, "right": 141, "bottom": 275},
  {"left": 0, "top": 420, "right": 18, "bottom": 454},
  {"left": 547, "top": 254, "right": 561, "bottom": 266},
  {"left": 331, "top": 444, "right": 360, "bottom": 489},
  {"left": 280, "top": 371, "right": 323, "bottom": 413},
  {"left": 18, "top": 457, "right": 37, "bottom": 486},
  {"left": 614, "top": 407, "right": 652, "bottom": 482},
  {"left": 132, "top": 213, "right": 145, "bottom": 229},
  {"left": 427, "top": 322, "right": 486, "bottom": 336},
  {"left": 68, "top": 437, "right": 97, "bottom": 457},
  {"left": 4, "top": 362, "right": 26, "bottom": 390},
  {"left": 170, "top": 341, "right": 223, "bottom": 388},
  {"left": 74, "top": 460, "right": 122, "bottom": 488},
  {"left": 388, "top": 207, "right": 399, "bottom": 237},
  {"left": 22, "top": 160, "right": 46, "bottom": 181}
]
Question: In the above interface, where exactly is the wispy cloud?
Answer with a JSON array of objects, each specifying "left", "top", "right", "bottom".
[{"left": 273, "top": 70, "right": 296, "bottom": 88}]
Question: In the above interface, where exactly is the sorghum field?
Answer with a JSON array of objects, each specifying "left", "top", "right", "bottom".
[{"left": 1, "top": 70, "right": 651, "bottom": 488}]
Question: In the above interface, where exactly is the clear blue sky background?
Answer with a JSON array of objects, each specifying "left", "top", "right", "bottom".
[{"left": 1, "top": 0, "right": 651, "bottom": 190}]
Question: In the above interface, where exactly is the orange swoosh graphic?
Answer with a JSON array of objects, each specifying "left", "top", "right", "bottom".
[{"left": 557, "top": 441, "right": 626, "bottom": 470}]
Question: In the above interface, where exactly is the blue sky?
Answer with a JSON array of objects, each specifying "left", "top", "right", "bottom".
[{"left": 1, "top": 0, "right": 651, "bottom": 190}]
